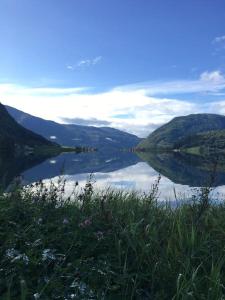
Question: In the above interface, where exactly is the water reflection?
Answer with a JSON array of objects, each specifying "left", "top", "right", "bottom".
[
  {"left": 0, "top": 154, "right": 51, "bottom": 189},
  {"left": 138, "top": 151, "right": 225, "bottom": 187},
  {"left": 1, "top": 150, "right": 225, "bottom": 201},
  {"left": 21, "top": 151, "right": 141, "bottom": 184}
]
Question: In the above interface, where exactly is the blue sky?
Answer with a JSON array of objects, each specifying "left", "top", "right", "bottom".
[{"left": 1, "top": 0, "right": 225, "bottom": 136}]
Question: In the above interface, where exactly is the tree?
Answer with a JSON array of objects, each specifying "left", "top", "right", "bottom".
[{"left": 0, "top": 136, "right": 15, "bottom": 157}]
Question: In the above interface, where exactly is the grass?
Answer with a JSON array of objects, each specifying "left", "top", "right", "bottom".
[{"left": 1, "top": 178, "right": 225, "bottom": 299}]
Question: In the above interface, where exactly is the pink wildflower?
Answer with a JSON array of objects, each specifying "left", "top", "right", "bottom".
[{"left": 79, "top": 218, "right": 92, "bottom": 228}]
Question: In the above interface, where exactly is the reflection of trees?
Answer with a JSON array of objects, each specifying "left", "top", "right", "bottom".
[
  {"left": 0, "top": 155, "right": 50, "bottom": 190},
  {"left": 138, "top": 151, "right": 225, "bottom": 187}
]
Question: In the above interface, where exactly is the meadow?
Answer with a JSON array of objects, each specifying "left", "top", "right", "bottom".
[{"left": 1, "top": 177, "right": 225, "bottom": 299}]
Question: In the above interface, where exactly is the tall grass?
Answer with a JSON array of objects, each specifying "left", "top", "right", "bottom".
[{"left": 1, "top": 178, "right": 225, "bottom": 299}]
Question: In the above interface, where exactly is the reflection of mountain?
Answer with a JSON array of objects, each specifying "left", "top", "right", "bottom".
[
  {"left": 0, "top": 155, "right": 51, "bottom": 189},
  {"left": 21, "top": 151, "right": 141, "bottom": 184},
  {"left": 138, "top": 151, "right": 225, "bottom": 187}
]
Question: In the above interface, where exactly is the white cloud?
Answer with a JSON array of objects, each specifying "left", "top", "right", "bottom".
[
  {"left": 200, "top": 70, "right": 225, "bottom": 84},
  {"left": 208, "top": 100, "right": 225, "bottom": 115},
  {"left": 212, "top": 35, "right": 225, "bottom": 54},
  {"left": 1, "top": 70, "right": 225, "bottom": 138},
  {"left": 66, "top": 65, "right": 74, "bottom": 70},
  {"left": 117, "top": 70, "right": 225, "bottom": 95},
  {"left": 77, "top": 56, "right": 103, "bottom": 68},
  {"left": 0, "top": 84, "right": 87, "bottom": 95},
  {"left": 66, "top": 56, "right": 102, "bottom": 70},
  {"left": 77, "top": 59, "right": 92, "bottom": 67},
  {"left": 213, "top": 35, "right": 225, "bottom": 44},
  {"left": 92, "top": 56, "right": 102, "bottom": 65}
]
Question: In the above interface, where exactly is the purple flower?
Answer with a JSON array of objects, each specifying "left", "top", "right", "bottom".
[{"left": 79, "top": 218, "right": 92, "bottom": 228}]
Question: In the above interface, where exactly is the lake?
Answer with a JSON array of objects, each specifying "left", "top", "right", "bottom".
[{"left": 2, "top": 150, "right": 225, "bottom": 201}]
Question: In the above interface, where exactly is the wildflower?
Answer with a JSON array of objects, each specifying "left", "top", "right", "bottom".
[
  {"left": 84, "top": 218, "right": 91, "bottom": 226},
  {"left": 6, "top": 248, "right": 19, "bottom": 259},
  {"left": 95, "top": 231, "right": 104, "bottom": 241},
  {"left": 12, "top": 254, "right": 29, "bottom": 265},
  {"left": 70, "top": 280, "right": 88, "bottom": 294},
  {"left": 63, "top": 218, "right": 69, "bottom": 224},
  {"left": 37, "top": 218, "right": 43, "bottom": 225},
  {"left": 33, "top": 293, "right": 40, "bottom": 299},
  {"left": 42, "top": 249, "right": 56, "bottom": 261},
  {"left": 79, "top": 218, "right": 92, "bottom": 228},
  {"left": 6, "top": 249, "right": 29, "bottom": 265}
]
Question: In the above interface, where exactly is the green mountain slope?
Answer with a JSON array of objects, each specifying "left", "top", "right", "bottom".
[
  {"left": 138, "top": 114, "right": 225, "bottom": 150},
  {"left": 0, "top": 103, "right": 59, "bottom": 156},
  {"left": 177, "top": 129, "right": 225, "bottom": 155}
]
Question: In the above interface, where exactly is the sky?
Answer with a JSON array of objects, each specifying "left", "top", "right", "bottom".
[{"left": 1, "top": 0, "right": 225, "bottom": 137}]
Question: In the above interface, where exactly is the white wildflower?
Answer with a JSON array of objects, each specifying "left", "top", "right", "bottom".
[
  {"left": 42, "top": 249, "right": 56, "bottom": 261},
  {"left": 70, "top": 280, "right": 88, "bottom": 295},
  {"left": 6, "top": 248, "right": 19, "bottom": 258},
  {"left": 37, "top": 218, "right": 43, "bottom": 225},
  {"left": 12, "top": 254, "right": 29, "bottom": 265}
]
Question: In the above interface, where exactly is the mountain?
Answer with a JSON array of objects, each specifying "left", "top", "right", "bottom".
[
  {"left": 6, "top": 106, "right": 141, "bottom": 151},
  {"left": 174, "top": 129, "right": 225, "bottom": 155},
  {"left": 138, "top": 114, "right": 225, "bottom": 150},
  {"left": 0, "top": 103, "right": 58, "bottom": 157}
]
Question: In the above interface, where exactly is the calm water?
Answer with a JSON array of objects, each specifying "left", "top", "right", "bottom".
[{"left": 2, "top": 150, "right": 225, "bottom": 201}]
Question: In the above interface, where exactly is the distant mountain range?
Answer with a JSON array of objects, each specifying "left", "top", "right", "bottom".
[
  {"left": 0, "top": 103, "right": 57, "bottom": 157},
  {"left": 6, "top": 105, "right": 141, "bottom": 151},
  {"left": 138, "top": 113, "right": 225, "bottom": 154}
]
